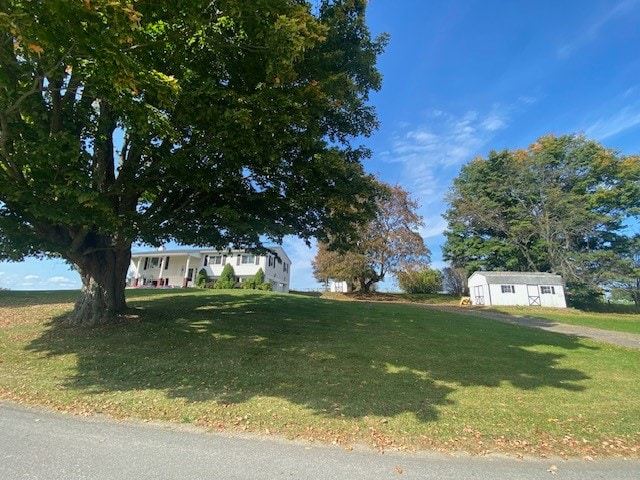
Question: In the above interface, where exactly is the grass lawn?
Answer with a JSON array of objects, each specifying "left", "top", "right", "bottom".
[
  {"left": 316, "top": 291, "right": 461, "bottom": 305},
  {"left": 485, "top": 305, "right": 640, "bottom": 335},
  {"left": 0, "top": 288, "right": 639, "bottom": 458}
]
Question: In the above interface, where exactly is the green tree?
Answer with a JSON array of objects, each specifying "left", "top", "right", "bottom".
[
  {"left": 213, "top": 263, "right": 236, "bottom": 290},
  {"left": 441, "top": 266, "right": 468, "bottom": 296},
  {"left": 0, "top": 0, "right": 386, "bottom": 324},
  {"left": 313, "top": 183, "right": 431, "bottom": 292},
  {"left": 443, "top": 134, "right": 640, "bottom": 304},
  {"left": 397, "top": 268, "right": 442, "bottom": 294},
  {"left": 604, "top": 235, "right": 640, "bottom": 307}
]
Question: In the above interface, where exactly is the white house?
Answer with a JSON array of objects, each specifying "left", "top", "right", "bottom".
[
  {"left": 467, "top": 271, "right": 567, "bottom": 308},
  {"left": 128, "top": 247, "right": 291, "bottom": 293}
]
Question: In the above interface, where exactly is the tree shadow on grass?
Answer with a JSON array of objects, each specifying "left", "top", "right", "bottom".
[{"left": 26, "top": 291, "right": 593, "bottom": 422}]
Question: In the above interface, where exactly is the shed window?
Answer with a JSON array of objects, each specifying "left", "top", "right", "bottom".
[
  {"left": 501, "top": 285, "right": 515, "bottom": 293},
  {"left": 541, "top": 286, "right": 555, "bottom": 294}
]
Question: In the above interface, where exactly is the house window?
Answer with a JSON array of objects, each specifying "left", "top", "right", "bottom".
[
  {"left": 149, "top": 257, "right": 160, "bottom": 269},
  {"left": 240, "top": 254, "right": 256, "bottom": 264},
  {"left": 210, "top": 255, "right": 225, "bottom": 265},
  {"left": 501, "top": 285, "right": 515, "bottom": 293},
  {"left": 283, "top": 262, "right": 288, "bottom": 273},
  {"left": 203, "top": 255, "right": 209, "bottom": 266},
  {"left": 541, "top": 286, "right": 555, "bottom": 294},
  {"left": 268, "top": 256, "right": 273, "bottom": 267},
  {"left": 165, "top": 257, "right": 170, "bottom": 269}
]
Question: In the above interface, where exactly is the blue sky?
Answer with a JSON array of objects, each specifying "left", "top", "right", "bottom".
[{"left": 2, "top": 0, "right": 640, "bottom": 291}]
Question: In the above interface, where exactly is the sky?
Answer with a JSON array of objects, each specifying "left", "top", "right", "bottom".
[{"left": 2, "top": 0, "right": 640, "bottom": 292}]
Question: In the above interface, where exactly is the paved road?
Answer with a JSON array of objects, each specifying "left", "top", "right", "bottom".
[
  {"left": 2, "top": 403, "right": 638, "bottom": 480},
  {"left": 421, "top": 305, "right": 640, "bottom": 350}
]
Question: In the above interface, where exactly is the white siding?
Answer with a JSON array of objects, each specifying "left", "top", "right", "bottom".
[
  {"left": 129, "top": 247, "right": 291, "bottom": 292},
  {"left": 467, "top": 272, "right": 567, "bottom": 308}
]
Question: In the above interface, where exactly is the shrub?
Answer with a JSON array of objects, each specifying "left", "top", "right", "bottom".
[
  {"left": 213, "top": 263, "right": 236, "bottom": 289},
  {"left": 259, "top": 282, "right": 272, "bottom": 291},
  {"left": 397, "top": 268, "right": 443, "bottom": 294},
  {"left": 242, "top": 268, "right": 266, "bottom": 290},
  {"left": 253, "top": 268, "right": 265, "bottom": 285},
  {"left": 195, "top": 268, "right": 209, "bottom": 288}
]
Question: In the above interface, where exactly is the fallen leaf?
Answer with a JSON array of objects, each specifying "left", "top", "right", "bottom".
[
  {"left": 28, "top": 44, "right": 44, "bottom": 54},
  {"left": 395, "top": 466, "right": 403, "bottom": 474},
  {"left": 548, "top": 465, "right": 558, "bottom": 475}
]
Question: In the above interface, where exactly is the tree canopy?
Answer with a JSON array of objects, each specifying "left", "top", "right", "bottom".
[
  {"left": 0, "top": 0, "right": 387, "bottom": 323},
  {"left": 313, "top": 182, "right": 431, "bottom": 292},
  {"left": 442, "top": 134, "right": 640, "bottom": 304}
]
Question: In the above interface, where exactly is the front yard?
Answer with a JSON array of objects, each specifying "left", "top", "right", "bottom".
[{"left": 0, "top": 289, "right": 638, "bottom": 458}]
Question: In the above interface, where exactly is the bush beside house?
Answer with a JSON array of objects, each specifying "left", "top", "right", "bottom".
[{"left": 242, "top": 268, "right": 272, "bottom": 290}]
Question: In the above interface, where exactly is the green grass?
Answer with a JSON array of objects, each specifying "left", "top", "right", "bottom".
[
  {"left": 1, "top": 288, "right": 639, "bottom": 458},
  {"left": 485, "top": 305, "right": 640, "bottom": 335},
  {"left": 296, "top": 290, "right": 461, "bottom": 305}
]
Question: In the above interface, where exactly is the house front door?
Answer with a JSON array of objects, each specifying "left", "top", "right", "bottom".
[{"left": 527, "top": 284, "right": 541, "bottom": 306}]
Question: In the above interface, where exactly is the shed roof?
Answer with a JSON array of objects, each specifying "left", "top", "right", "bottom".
[{"left": 470, "top": 271, "right": 564, "bottom": 286}]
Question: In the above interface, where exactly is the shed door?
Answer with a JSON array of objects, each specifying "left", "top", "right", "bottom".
[
  {"left": 473, "top": 285, "right": 485, "bottom": 306},
  {"left": 527, "top": 284, "right": 541, "bottom": 306}
]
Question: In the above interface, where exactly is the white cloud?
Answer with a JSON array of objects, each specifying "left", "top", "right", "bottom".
[
  {"left": 47, "top": 276, "right": 76, "bottom": 286},
  {"left": 557, "top": 0, "right": 639, "bottom": 58},
  {"left": 418, "top": 217, "right": 448, "bottom": 239},
  {"left": 379, "top": 106, "right": 512, "bottom": 220},
  {"left": 585, "top": 104, "right": 640, "bottom": 140},
  {"left": 481, "top": 114, "right": 507, "bottom": 132},
  {"left": 0, "top": 262, "right": 81, "bottom": 291},
  {"left": 389, "top": 107, "right": 509, "bottom": 170}
]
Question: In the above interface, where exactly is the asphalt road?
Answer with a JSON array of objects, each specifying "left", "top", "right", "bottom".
[{"left": 2, "top": 403, "right": 638, "bottom": 480}]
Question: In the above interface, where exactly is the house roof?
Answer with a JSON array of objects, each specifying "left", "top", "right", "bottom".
[
  {"left": 131, "top": 249, "right": 202, "bottom": 257},
  {"left": 470, "top": 271, "right": 564, "bottom": 286},
  {"left": 130, "top": 246, "right": 291, "bottom": 264}
]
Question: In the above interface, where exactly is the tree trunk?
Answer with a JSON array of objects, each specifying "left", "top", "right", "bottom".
[
  {"left": 69, "top": 245, "right": 132, "bottom": 326},
  {"left": 359, "top": 278, "right": 374, "bottom": 292}
]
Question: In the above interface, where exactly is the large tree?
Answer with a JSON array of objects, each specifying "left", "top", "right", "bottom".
[
  {"left": 443, "top": 134, "right": 640, "bottom": 302},
  {"left": 604, "top": 235, "right": 640, "bottom": 307},
  {"left": 313, "top": 183, "right": 431, "bottom": 292},
  {"left": 0, "top": 0, "right": 387, "bottom": 324}
]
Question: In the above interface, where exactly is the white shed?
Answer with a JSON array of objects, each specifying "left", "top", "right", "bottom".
[{"left": 467, "top": 271, "right": 567, "bottom": 308}]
